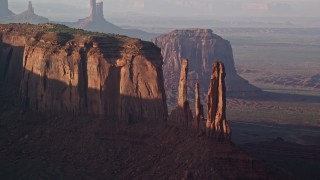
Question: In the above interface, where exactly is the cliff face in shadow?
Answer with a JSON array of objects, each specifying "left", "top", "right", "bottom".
[{"left": 0, "top": 24, "right": 167, "bottom": 122}]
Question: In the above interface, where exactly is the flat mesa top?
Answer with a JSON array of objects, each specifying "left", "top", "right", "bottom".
[{"left": 0, "top": 23, "right": 136, "bottom": 41}]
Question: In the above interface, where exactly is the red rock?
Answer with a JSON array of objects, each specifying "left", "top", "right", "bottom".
[
  {"left": 178, "top": 59, "right": 188, "bottom": 107},
  {"left": 169, "top": 59, "right": 193, "bottom": 127},
  {"left": 207, "top": 62, "right": 231, "bottom": 141},
  {"left": 0, "top": 24, "right": 168, "bottom": 122},
  {"left": 153, "top": 29, "right": 261, "bottom": 103},
  {"left": 195, "top": 81, "right": 204, "bottom": 130}
]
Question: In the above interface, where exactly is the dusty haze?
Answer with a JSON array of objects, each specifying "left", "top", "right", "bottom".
[{"left": 8, "top": 0, "right": 320, "bottom": 22}]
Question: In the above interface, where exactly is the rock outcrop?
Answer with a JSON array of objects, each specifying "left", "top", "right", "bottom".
[
  {"left": 64, "top": 0, "right": 155, "bottom": 41},
  {"left": 0, "top": 24, "right": 168, "bottom": 122},
  {"left": 88, "top": 0, "right": 104, "bottom": 21},
  {"left": 206, "top": 62, "right": 231, "bottom": 141},
  {"left": 153, "top": 29, "right": 261, "bottom": 106},
  {"left": 0, "top": 0, "right": 14, "bottom": 18},
  {"left": 178, "top": 59, "right": 188, "bottom": 107},
  {"left": 169, "top": 59, "right": 193, "bottom": 126},
  {"left": 195, "top": 81, "right": 204, "bottom": 130}
]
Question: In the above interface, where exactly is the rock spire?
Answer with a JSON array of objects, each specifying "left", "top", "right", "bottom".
[
  {"left": 28, "top": 1, "right": 34, "bottom": 13},
  {"left": 206, "top": 61, "right": 231, "bottom": 141},
  {"left": 169, "top": 59, "right": 193, "bottom": 127},
  {"left": 195, "top": 81, "right": 204, "bottom": 130},
  {"left": 90, "top": 0, "right": 96, "bottom": 20},
  {"left": 178, "top": 59, "right": 188, "bottom": 107},
  {"left": 90, "top": 0, "right": 105, "bottom": 21}
]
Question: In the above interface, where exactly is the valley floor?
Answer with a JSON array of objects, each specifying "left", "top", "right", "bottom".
[{"left": 0, "top": 85, "right": 289, "bottom": 179}]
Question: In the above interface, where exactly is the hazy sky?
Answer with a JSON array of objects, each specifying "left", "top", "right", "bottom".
[{"left": 8, "top": 0, "right": 320, "bottom": 21}]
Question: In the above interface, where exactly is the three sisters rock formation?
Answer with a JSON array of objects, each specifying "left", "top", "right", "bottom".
[{"left": 169, "top": 59, "right": 231, "bottom": 141}]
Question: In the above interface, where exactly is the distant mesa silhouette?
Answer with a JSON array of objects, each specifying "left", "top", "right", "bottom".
[
  {"left": 0, "top": 0, "right": 156, "bottom": 40},
  {"left": 0, "top": 1, "right": 49, "bottom": 24},
  {"left": 0, "top": 0, "right": 14, "bottom": 18},
  {"left": 62, "top": 0, "right": 156, "bottom": 40}
]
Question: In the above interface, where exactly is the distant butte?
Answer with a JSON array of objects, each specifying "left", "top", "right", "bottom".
[
  {"left": 0, "top": 0, "right": 14, "bottom": 18},
  {"left": 153, "top": 29, "right": 261, "bottom": 106},
  {"left": 64, "top": 0, "right": 156, "bottom": 40},
  {"left": 0, "top": 1, "right": 48, "bottom": 24}
]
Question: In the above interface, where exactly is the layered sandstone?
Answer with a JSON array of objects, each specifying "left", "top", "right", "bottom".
[
  {"left": 207, "top": 62, "right": 231, "bottom": 141},
  {"left": 153, "top": 29, "right": 261, "bottom": 105},
  {"left": 169, "top": 59, "right": 193, "bottom": 126},
  {"left": 0, "top": 24, "right": 167, "bottom": 122}
]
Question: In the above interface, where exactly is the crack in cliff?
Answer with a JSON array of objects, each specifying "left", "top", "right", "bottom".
[
  {"left": 21, "top": 66, "right": 33, "bottom": 110},
  {"left": 42, "top": 60, "right": 51, "bottom": 91},
  {"left": 3, "top": 47, "right": 13, "bottom": 79},
  {"left": 136, "top": 72, "right": 144, "bottom": 121},
  {"left": 79, "top": 48, "right": 88, "bottom": 112},
  {"left": 129, "top": 55, "right": 135, "bottom": 83},
  {"left": 97, "top": 59, "right": 103, "bottom": 100},
  {"left": 145, "top": 82, "right": 152, "bottom": 96}
]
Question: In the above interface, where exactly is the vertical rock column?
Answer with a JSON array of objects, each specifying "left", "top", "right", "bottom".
[
  {"left": 95, "top": 2, "right": 104, "bottom": 20},
  {"left": 178, "top": 59, "right": 188, "bottom": 107},
  {"left": 90, "top": 0, "right": 96, "bottom": 20},
  {"left": 28, "top": 1, "right": 34, "bottom": 13},
  {"left": 195, "top": 81, "right": 204, "bottom": 130},
  {"left": 195, "top": 82, "right": 200, "bottom": 128},
  {"left": 169, "top": 59, "right": 193, "bottom": 127},
  {"left": 207, "top": 61, "right": 231, "bottom": 141}
]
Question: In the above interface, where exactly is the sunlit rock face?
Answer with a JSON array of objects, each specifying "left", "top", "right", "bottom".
[
  {"left": 153, "top": 29, "right": 261, "bottom": 103},
  {"left": 0, "top": 24, "right": 168, "bottom": 122},
  {"left": 206, "top": 62, "right": 231, "bottom": 141},
  {"left": 169, "top": 59, "right": 193, "bottom": 127}
]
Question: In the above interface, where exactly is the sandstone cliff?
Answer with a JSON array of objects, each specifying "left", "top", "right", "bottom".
[
  {"left": 0, "top": 24, "right": 167, "bottom": 122},
  {"left": 153, "top": 29, "right": 261, "bottom": 105}
]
